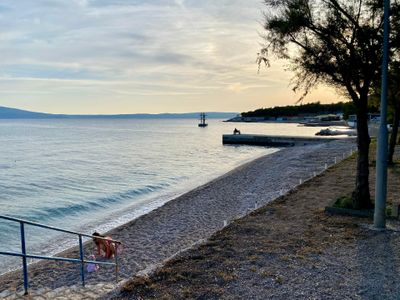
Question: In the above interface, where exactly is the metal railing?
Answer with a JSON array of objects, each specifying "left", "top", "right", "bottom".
[{"left": 0, "top": 215, "right": 121, "bottom": 295}]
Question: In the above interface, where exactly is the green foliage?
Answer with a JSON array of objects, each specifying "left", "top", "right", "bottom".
[
  {"left": 386, "top": 207, "right": 393, "bottom": 217},
  {"left": 333, "top": 196, "right": 354, "bottom": 209},
  {"left": 260, "top": 0, "right": 400, "bottom": 102},
  {"left": 333, "top": 196, "right": 393, "bottom": 216},
  {"left": 259, "top": 0, "right": 400, "bottom": 209},
  {"left": 242, "top": 101, "right": 356, "bottom": 119},
  {"left": 370, "top": 62, "right": 400, "bottom": 123}
]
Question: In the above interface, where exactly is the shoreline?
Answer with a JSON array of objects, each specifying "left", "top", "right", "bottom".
[
  {"left": 0, "top": 148, "right": 276, "bottom": 276},
  {"left": 0, "top": 148, "right": 275, "bottom": 277},
  {"left": 0, "top": 138, "right": 355, "bottom": 295},
  {"left": 113, "top": 143, "right": 400, "bottom": 299}
]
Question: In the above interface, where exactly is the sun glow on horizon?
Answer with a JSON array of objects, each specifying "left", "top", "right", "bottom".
[{"left": 0, "top": 0, "right": 341, "bottom": 114}]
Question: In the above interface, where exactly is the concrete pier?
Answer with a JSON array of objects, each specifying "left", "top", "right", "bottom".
[{"left": 222, "top": 134, "right": 345, "bottom": 147}]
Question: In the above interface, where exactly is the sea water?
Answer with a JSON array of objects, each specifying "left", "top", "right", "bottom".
[{"left": 0, "top": 119, "right": 323, "bottom": 273}]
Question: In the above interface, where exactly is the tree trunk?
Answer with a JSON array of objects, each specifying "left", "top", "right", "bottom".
[
  {"left": 352, "top": 99, "right": 373, "bottom": 209},
  {"left": 388, "top": 106, "right": 400, "bottom": 165}
]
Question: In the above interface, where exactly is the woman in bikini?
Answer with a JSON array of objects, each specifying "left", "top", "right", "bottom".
[{"left": 92, "top": 231, "right": 116, "bottom": 259}]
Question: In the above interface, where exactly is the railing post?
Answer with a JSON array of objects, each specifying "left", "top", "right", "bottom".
[
  {"left": 115, "top": 243, "right": 119, "bottom": 283},
  {"left": 78, "top": 235, "right": 85, "bottom": 287},
  {"left": 20, "top": 222, "right": 29, "bottom": 295},
  {"left": 1, "top": 216, "right": 122, "bottom": 292}
]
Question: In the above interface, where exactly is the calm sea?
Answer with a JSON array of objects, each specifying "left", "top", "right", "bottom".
[{"left": 0, "top": 119, "right": 323, "bottom": 273}]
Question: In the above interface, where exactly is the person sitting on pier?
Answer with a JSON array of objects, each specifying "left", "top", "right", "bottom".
[
  {"left": 233, "top": 128, "right": 241, "bottom": 135},
  {"left": 92, "top": 231, "right": 116, "bottom": 259}
]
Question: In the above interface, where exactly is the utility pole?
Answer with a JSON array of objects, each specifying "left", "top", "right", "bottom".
[{"left": 374, "top": 0, "right": 390, "bottom": 228}]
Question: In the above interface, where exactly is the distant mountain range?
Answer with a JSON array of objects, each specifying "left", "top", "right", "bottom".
[{"left": 0, "top": 106, "right": 238, "bottom": 119}]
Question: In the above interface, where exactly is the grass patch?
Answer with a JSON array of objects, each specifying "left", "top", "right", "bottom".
[
  {"left": 386, "top": 206, "right": 393, "bottom": 216},
  {"left": 333, "top": 196, "right": 354, "bottom": 209},
  {"left": 331, "top": 195, "right": 393, "bottom": 217}
]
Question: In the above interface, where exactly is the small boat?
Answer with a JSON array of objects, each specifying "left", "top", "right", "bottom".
[{"left": 198, "top": 112, "right": 208, "bottom": 127}]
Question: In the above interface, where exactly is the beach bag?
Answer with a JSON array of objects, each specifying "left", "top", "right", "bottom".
[{"left": 87, "top": 254, "right": 99, "bottom": 273}]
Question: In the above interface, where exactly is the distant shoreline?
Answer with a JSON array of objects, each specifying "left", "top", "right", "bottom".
[{"left": 0, "top": 106, "right": 238, "bottom": 120}]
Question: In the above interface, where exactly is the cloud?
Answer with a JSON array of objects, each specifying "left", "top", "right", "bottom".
[
  {"left": 0, "top": 0, "right": 337, "bottom": 113},
  {"left": 227, "top": 82, "right": 269, "bottom": 93}
]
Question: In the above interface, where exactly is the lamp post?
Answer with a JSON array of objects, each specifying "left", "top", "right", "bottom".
[{"left": 374, "top": 0, "right": 390, "bottom": 228}]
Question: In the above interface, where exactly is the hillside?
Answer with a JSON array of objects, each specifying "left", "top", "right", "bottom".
[{"left": 0, "top": 106, "right": 237, "bottom": 119}]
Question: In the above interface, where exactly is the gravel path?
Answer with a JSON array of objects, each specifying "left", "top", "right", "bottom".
[{"left": 0, "top": 139, "right": 355, "bottom": 298}]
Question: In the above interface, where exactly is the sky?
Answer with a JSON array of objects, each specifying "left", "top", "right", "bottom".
[{"left": 0, "top": 0, "right": 343, "bottom": 114}]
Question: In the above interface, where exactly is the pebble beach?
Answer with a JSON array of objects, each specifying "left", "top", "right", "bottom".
[
  {"left": 0, "top": 139, "right": 357, "bottom": 299},
  {"left": 113, "top": 141, "right": 400, "bottom": 300}
]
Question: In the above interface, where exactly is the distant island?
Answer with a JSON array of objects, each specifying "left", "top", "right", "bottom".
[{"left": 0, "top": 106, "right": 238, "bottom": 119}]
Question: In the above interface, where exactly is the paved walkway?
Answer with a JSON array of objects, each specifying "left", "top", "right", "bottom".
[{"left": 0, "top": 283, "right": 116, "bottom": 299}]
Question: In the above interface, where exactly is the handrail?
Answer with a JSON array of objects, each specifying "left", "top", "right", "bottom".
[
  {"left": 0, "top": 251, "right": 116, "bottom": 265},
  {"left": 0, "top": 215, "right": 121, "bottom": 295},
  {"left": 0, "top": 215, "right": 121, "bottom": 243}
]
